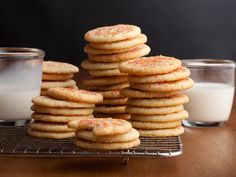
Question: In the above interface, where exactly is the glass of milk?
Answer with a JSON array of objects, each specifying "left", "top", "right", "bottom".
[
  {"left": 0, "top": 48, "right": 44, "bottom": 126},
  {"left": 182, "top": 59, "right": 235, "bottom": 128}
]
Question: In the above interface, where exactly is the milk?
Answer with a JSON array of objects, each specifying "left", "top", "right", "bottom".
[
  {"left": 0, "top": 86, "right": 40, "bottom": 120},
  {"left": 184, "top": 83, "right": 235, "bottom": 122}
]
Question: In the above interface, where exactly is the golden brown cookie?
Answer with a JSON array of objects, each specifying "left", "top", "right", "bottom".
[
  {"left": 32, "top": 113, "right": 94, "bottom": 123},
  {"left": 96, "top": 90, "right": 125, "bottom": 99},
  {"left": 83, "top": 76, "right": 128, "bottom": 86},
  {"left": 31, "top": 105, "right": 93, "bottom": 116},
  {"left": 128, "top": 67, "right": 190, "bottom": 83},
  {"left": 89, "top": 69, "right": 127, "bottom": 77},
  {"left": 94, "top": 106, "right": 126, "bottom": 114},
  {"left": 32, "top": 96, "right": 95, "bottom": 108},
  {"left": 29, "top": 121, "right": 74, "bottom": 132},
  {"left": 84, "top": 44, "right": 139, "bottom": 55},
  {"left": 119, "top": 55, "right": 182, "bottom": 75},
  {"left": 97, "top": 98, "right": 128, "bottom": 105},
  {"left": 43, "top": 61, "right": 79, "bottom": 74},
  {"left": 81, "top": 59, "right": 121, "bottom": 70},
  {"left": 94, "top": 113, "right": 131, "bottom": 120},
  {"left": 120, "top": 88, "right": 179, "bottom": 98},
  {"left": 129, "top": 78, "right": 194, "bottom": 92},
  {"left": 68, "top": 118, "right": 132, "bottom": 136},
  {"left": 89, "top": 44, "right": 150, "bottom": 63},
  {"left": 84, "top": 24, "right": 141, "bottom": 43},
  {"left": 130, "top": 110, "right": 188, "bottom": 122},
  {"left": 90, "top": 34, "right": 147, "bottom": 50},
  {"left": 41, "top": 80, "right": 76, "bottom": 89},
  {"left": 127, "top": 93, "right": 188, "bottom": 107},
  {"left": 75, "top": 128, "right": 139, "bottom": 143},
  {"left": 125, "top": 105, "right": 183, "bottom": 115},
  {"left": 74, "top": 138, "right": 140, "bottom": 150},
  {"left": 130, "top": 120, "right": 182, "bottom": 130},
  {"left": 42, "top": 73, "right": 74, "bottom": 81},
  {"left": 28, "top": 129, "right": 75, "bottom": 139},
  {"left": 87, "top": 82, "right": 129, "bottom": 91},
  {"left": 138, "top": 126, "right": 184, "bottom": 137},
  {"left": 48, "top": 87, "right": 103, "bottom": 103}
]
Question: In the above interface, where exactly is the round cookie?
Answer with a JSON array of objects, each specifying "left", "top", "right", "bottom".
[
  {"left": 89, "top": 44, "right": 150, "bottom": 63},
  {"left": 94, "top": 113, "right": 131, "bottom": 120},
  {"left": 130, "top": 120, "right": 182, "bottom": 130},
  {"left": 97, "top": 90, "right": 125, "bottom": 98},
  {"left": 128, "top": 67, "right": 190, "bottom": 83},
  {"left": 43, "top": 61, "right": 79, "bottom": 74},
  {"left": 83, "top": 76, "right": 128, "bottom": 86},
  {"left": 131, "top": 110, "right": 188, "bottom": 122},
  {"left": 74, "top": 138, "right": 140, "bottom": 150},
  {"left": 87, "top": 82, "right": 129, "bottom": 91},
  {"left": 119, "top": 55, "right": 182, "bottom": 75},
  {"left": 48, "top": 87, "right": 103, "bottom": 103},
  {"left": 32, "top": 96, "right": 95, "bottom": 108},
  {"left": 90, "top": 34, "right": 147, "bottom": 50},
  {"left": 125, "top": 105, "right": 183, "bottom": 115},
  {"left": 28, "top": 129, "right": 75, "bottom": 139},
  {"left": 42, "top": 73, "right": 74, "bottom": 81},
  {"left": 68, "top": 118, "right": 132, "bottom": 136},
  {"left": 120, "top": 88, "right": 180, "bottom": 98},
  {"left": 84, "top": 44, "right": 139, "bottom": 55},
  {"left": 97, "top": 98, "right": 128, "bottom": 105},
  {"left": 89, "top": 69, "right": 127, "bottom": 77},
  {"left": 138, "top": 126, "right": 184, "bottom": 137},
  {"left": 76, "top": 128, "right": 139, "bottom": 143},
  {"left": 29, "top": 121, "right": 74, "bottom": 132},
  {"left": 127, "top": 93, "right": 189, "bottom": 107},
  {"left": 32, "top": 113, "right": 94, "bottom": 123},
  {"left": 130, "top": 78, "right": 194, "bottom": 92},
  {"left": 81, "top": 59, "right": 121, "bottom": 70},
  {"left": 31, "top": 105, "right": 93, "bottom": 116},
  {"left": 84, "top": 24, "right": 141, "bottom": 43},
  {"left": 94, "top": 106, "right": 126, "bottom": 114},
  {"left": 41, "top": 80, "right": 76, "bottom": 89}
]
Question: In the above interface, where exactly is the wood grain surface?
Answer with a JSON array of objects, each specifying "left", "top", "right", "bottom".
[{"left": 0, "top": 72, "right": 235, "bottom": 177}]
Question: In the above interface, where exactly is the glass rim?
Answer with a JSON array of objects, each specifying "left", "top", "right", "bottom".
[
  {"left": 0, "top": 47, "right": 45, "bottom": 60},
  {"left": 182, "top": 59, "right": 235, "bottom": 68}
]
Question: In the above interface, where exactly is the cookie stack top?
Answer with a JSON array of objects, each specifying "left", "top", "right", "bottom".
[
  {"left": 120, "top": 55, "right": 194, "bottom": 137},
  {"left": 41, "top": 61, "right": 79, "bottom": 96},
  {"left": 81, "top": 24, "right": 151, "bottom": 120},
  {"left": 68, "top": 118, "right": 140, "bottom": 150},
  {"left": 28, "top": 87, "right": 103, "bottom": 139}
]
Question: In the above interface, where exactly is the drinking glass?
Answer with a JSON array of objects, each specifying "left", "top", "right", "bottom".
[
  {"left": 182, "top": 59, "right": 235, "bottom": 128},
  {"left": 0, "top": 47, "right": 44, "bottom": 126}
]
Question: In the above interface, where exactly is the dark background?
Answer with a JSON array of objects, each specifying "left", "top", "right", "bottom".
[{"left": 0, "top": 0, "right": 236, "bottom": 65}]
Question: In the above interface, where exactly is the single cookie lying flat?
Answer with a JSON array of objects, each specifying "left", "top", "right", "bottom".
[
  {"left": 48, "top": 87, "right": 103, "bottom": 103},
  {"left": 84, "top": 24, "right": 141, "bottom": 43},
  {"left": 43, "top": 61, "right": 79, "bottom": 74},
  {"left": 119, "top": 55, "right": 182, "bottom": 75}
]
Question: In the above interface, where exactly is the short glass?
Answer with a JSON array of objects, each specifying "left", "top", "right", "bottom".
[
  {"left": 182, "top": 59, "right": 235, "bottom": 128},
  {"left": 0, "top": 48, "right": 44, "bottom": 126}
]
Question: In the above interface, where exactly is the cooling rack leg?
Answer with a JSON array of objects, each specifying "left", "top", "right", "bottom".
[{"left": 122, "top": 157, "right": 129, "bottom": 165}]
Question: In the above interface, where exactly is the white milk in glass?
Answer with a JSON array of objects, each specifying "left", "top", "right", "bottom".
[
  {"left": 0, "top": 85, "right": 40, "bottom": 120},
  {"left": 184, "top": 83, "right": 235, "bottom": 122}
]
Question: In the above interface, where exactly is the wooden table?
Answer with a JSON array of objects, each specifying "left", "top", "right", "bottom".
[{"left": 0, "top": 73, "right": 235, "bottom": 177}]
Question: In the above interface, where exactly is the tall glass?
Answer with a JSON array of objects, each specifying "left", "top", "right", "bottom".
[
  {"left": 0, "top": 48, "right": 44, "bottom": 126},
  {"left": 182, "top": 59, "right": 235, "bottom": 128}
]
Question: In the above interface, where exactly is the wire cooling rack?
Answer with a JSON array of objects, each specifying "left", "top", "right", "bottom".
[{"left": 0, "top": 126, "right": 183, "bottom": 157}]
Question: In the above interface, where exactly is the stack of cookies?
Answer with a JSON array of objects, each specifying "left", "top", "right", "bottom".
[
  {"left": 120, "top": 56, "right": 194, "bottom": 137},
  {"left": 28, "top": 87, "right": 103, "bottom": 139},
  {"left": 41, "top": 61, "right": 79, "bottom": 96},
  {"left": 81, "top": 24, "right": 151, "bottom": 120},
  {"left": 68, "top": 118, "right": 140, "bottom": 150}
]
